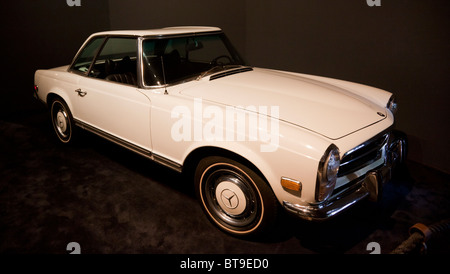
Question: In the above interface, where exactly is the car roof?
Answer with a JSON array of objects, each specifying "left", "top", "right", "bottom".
[{"left": 90, "top": 26, "right": 222, "bottom": 38}]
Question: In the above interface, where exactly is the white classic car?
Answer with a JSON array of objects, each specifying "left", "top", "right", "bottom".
[{"left": 34, "top": 26, "right": 406, "bottom": 237}]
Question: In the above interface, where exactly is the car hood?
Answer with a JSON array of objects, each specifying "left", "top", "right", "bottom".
[{"left": 180, "top": 68, "right": 387, "bottom": 140}]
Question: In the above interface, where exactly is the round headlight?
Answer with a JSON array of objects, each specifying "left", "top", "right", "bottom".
[
  {"left": 387, "top": 95, "right": 398, "bottom": 115},
  {"left": 316, "top": 145, "right": 340, "bottom": 202}
]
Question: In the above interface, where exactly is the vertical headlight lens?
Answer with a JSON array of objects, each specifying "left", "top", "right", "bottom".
[
  {"left": 316, "top": 145, "right": 340, "bottom": 202},
  {"left": 387, "top": 95, "right": 398, "bottom": 115},
  {"left": 326, "top": 148, "right": 340, "bottom": 181}
]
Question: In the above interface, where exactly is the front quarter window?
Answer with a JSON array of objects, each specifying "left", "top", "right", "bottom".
[{"left": 70, "top": 36, "right": 105, "bottom": 74}]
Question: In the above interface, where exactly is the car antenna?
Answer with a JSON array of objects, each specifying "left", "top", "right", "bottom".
[{"left": 160, "top": 56, "right": 168, "bottom": 95}]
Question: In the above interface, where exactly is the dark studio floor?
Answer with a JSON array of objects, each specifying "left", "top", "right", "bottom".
[{"left": 1, "top": 103, "right": 449, "bottom": 255}]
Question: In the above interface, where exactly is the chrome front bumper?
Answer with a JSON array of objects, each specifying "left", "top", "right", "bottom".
[{"left": 283, "top": 130, "right": 407, "bottom": 221}]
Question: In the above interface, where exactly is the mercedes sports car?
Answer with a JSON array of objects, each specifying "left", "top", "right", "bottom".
[{"left": 34, "top": 26, "right": 406, "bottom": 237}]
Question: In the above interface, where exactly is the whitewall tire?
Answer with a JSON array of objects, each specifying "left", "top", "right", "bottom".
[
  {"left": 195, "top": 156, "right": 279, "bottom": 238},
  {"left": 50, "top": 98, "right": 74, "bottom": 144}
]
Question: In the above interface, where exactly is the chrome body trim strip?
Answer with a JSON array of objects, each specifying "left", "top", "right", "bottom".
[
  {"left": 153, "top": 154, "right": 183, "bottom": 173},
  {"left": 74, "top": 119, "right": 182, "bottom": 173}
]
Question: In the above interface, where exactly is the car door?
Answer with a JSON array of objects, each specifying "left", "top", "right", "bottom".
[{"left": 74, "top": 36, "right": 152, "bottom": 153}]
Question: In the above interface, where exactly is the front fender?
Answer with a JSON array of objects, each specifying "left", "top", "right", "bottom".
[
  {"left": 150, "top": 92, "right": 333, "bottom": 205},
  {"left": 178, "top": 119, "right": 332, "bottom": 205}
]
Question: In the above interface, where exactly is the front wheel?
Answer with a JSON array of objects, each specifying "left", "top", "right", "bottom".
[
  {"left": 50, "top": 98, "right": 75, "bottom": 144},
  {"left": 195, "top": 156, "right": 279, "bottom": 238}
]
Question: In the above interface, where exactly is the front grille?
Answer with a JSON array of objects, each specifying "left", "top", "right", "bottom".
[{"left": 338, "top": 133, "right": 388, "bottom": 176}]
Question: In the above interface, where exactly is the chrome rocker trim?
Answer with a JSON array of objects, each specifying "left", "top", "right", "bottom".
[
  {"left": 74, "top": 119, "right": 183, "bottom": 173},
  {"left": 283, "top": 130, "right": 407, "bottom": 221}
]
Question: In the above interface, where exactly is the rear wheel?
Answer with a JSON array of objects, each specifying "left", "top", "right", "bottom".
[
  {"left": 195, "top": 156, "right": 279, "bottom": 238},
  {"left": 50, "top": 98, "right": 74, "bottom": 144}
]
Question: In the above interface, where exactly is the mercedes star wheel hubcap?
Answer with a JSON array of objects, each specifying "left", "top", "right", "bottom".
[
  {"left": 56, "top": 110, "right": 68, "bottom": 136},
  {"left": 215, "top": 180, "right": 247, "bottom": 216}
]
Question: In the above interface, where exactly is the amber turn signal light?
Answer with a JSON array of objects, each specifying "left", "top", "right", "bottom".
[{"left": 281, "top": 177, "right": 302, "bottom": 192}]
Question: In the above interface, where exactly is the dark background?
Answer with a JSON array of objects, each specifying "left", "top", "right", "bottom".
[{"left": 1, "top": 0, "right": 449, "bottom": 174}]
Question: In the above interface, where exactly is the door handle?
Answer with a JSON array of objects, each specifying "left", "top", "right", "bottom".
[{"left": 75, "top": 88, "right": 87, "bottom": 97}]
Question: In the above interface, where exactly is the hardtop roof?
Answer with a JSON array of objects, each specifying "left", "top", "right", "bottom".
[{"left": 90, "top": 26, "right": 222, "bottom": 38}]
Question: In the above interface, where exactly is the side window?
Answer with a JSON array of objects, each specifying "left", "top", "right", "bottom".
[
  {"left": 70, "top": 36, "right": 105, "bottom": 74},
  {"left": 89, "top": 37, "right": 138, "bottom": 86}
]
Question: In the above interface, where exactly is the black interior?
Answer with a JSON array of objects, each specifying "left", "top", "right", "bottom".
[{"left": 102, "top": 57, "right": 138, "bottom": 86}]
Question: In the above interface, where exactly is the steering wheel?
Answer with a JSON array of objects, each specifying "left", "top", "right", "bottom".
[{"left": 210, "top": 55, "right": 232, "bottom": 65}]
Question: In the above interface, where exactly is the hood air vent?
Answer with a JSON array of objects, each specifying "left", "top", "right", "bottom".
[{"left": 209, "top": 67, "right": 253, "bottom": 81}]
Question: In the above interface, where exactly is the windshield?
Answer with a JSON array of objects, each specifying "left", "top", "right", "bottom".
[{"left": 142, "top": 33, "right": 245, "bottom": 86}]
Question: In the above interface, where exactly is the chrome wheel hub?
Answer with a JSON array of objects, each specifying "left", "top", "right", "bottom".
[
  {"left": 56, "top": 111, "right": 68, "bottom": 136},
  {"left": 202, "top": 167, "right": 260, "bottom": 228},
  {"left": 51, "top": 101, "right": 71, "bottom": 142},
  {"left": 215, "top": 180, "right": 247, "bottom": 216}
]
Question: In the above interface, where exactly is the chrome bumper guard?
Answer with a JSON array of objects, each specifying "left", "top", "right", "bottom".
[{"left": 283, "top": 130, "right": 407, "bottom": 221}]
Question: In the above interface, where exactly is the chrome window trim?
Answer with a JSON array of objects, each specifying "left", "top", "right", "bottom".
[
  {"left": 68, "top": 35, "right": 107, "bottom": 74},
  {"left": 138, "top": 30, "right": 248, "bottom": 90},
  {"left": 68, "top": 35, "right": 140, "bottom": 82}
]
